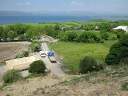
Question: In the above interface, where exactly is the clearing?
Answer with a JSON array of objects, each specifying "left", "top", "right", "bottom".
[{"left": 50, "top": 41, "right": 117, "bottom": 73}]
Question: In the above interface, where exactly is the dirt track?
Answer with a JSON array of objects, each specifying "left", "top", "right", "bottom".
[
  {"left": 0, "top": 42, "right": 30, "bottom": 63},
  {"left": 40, "top": 42, "right": 65, "bottom": 77}
]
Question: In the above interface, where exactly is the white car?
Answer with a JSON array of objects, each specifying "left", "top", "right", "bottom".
[{"left": 39, "top": 51, "right": 47, "bottom": 57}]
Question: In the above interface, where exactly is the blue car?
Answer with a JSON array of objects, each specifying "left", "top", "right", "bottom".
[{"left": 48, "top": 51, "right": 54, "bottom": 57}]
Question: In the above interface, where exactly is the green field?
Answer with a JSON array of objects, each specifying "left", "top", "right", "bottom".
[{"left": 50, "top": 41, "right": 117, "bottom": 73}]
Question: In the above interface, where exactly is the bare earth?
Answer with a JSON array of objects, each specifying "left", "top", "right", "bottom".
[
  {"left": 0, "top": 42, "right": 30, "bottom": 63},
  {"left": 2, "top": 73, "right": 128, "bottom": 96}
]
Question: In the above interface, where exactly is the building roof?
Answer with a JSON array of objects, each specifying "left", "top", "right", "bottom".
[{"left": 113, "top": 26, "right": 128, "bottom": 32}]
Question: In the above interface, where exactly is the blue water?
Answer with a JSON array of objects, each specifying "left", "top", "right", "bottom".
[{"left": 0, "top": 16, "right": 91, "bottom": 24}]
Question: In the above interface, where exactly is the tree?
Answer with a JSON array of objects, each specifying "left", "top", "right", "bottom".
[
  {"left": 8, "top": 24, "right": 28, "bottom": 35},
  {"left": 3, "top": 70, "right": 21, "bottom": 83},
  {"left": 54, "top": 24, "right": 61, "bottom": 31},
  {"left": 105, "top": 34, "right": 128, "bottom": 65},
  {"left": 30, "top": 41, "right": 41, "bottom": 52},
  {"left": 7, "top": 30, "right": 17, "bottom": 40},
  {"left": 29, "top": 60, "right": 46, "bottom": 74},
  {"left": 79, "top": 56, "right": 102, "bottom": 74},
  {"left": 0, "top": 26, "right": 4, "bottom": 41},
  {"left": 67, "top": 32, "right": 77, "bottom": 41}
]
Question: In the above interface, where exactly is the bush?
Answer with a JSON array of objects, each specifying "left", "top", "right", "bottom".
[
  {"left": 30, "top": 41, "right": 41, "bottom": 52},
  {"left": 105, "top": 34, "right": 128, "bottom": 65},
  {"left": 59, "top": 31, "right": 102, "bottom": 43},
  {"left": 67, "top": 32, "right": 77, "bottom": 41},
  {"left": 15, "top": 51, "right": 29, "bottom": 58},
  {"left": 100, "top": 32, "right": 117, "bottom": 40},
  {"left": 120, "top": 58, "right": 128, "bottom": 64},
  {"left": 77, "top": 31, "right": 102, "bottom": 43},
  {"left": 59, "top": 31, "right": 78, "bottom": 41},
  {"left": 22, "top": 51, "right": 29, "bottom": 57},
  {"left": 79, "top": 56, "right": 102, "bottom": 74},
  {"left": 121, "top": 82, "right": 128, "bottom": 91},
  {"left": 29, "top": 60, "right": 46, "bottom": 74},
  {"left": 3, "top": 70, "right": 21, "bottom": 83},
  {"left": 100, "top": 32, "right": 109, "bottom": 40}
]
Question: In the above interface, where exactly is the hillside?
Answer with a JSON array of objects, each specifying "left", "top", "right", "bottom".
[{"left": 2, "top": 64, "right": 128, "bottom": 96}]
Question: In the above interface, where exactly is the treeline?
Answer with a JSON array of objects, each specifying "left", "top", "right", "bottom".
[
  {"left": 0, "top": 21, "right": 127, "bottom": 42},
  {"left": 0, "top": 24, "right": 60, "bottom": 41},
  {"left": 58, "top": 31, "right": 118, "bottom": 43}
]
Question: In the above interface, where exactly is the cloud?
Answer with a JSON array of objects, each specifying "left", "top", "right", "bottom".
[
  {"left": 70, "top": 0, "right": 85, "bottom": 11},
  {"left": 17, "top": 1, "right": 31, "bottom": 6},
  {"left": 25, "top": 2, "right": 31, "bottom": 5},
  {"left": 70, "top": 1, "right": 84, "bottom": 7}
]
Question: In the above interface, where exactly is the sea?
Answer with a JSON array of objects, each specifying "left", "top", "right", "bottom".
[
  {"left": 0, "top": 16, "right": 128, "bottom": 24},
  {"left": 0, "top": 16, "right": 92, "bottom": 24}
]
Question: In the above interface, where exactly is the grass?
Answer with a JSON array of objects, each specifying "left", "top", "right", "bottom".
[{"left": 50, "top": 40, "right": 117, "bottom": 73}]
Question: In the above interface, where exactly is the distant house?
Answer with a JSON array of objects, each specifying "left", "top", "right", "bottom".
[
  {"left": 113, "top": 26, "right": 128, "bottom": 32},
  {"left": 6, "top": 55, "right": 40, "bottom": 71}
]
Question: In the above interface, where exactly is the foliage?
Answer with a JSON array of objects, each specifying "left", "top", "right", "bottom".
[
  {"left": 29, "top": 60, "right": 46, "bottom": 74},
  {"left": 100, "top": 32, "right": 109, "bottom": 40},
  {"left": 59, "top": 31, "right": 102, "bottom": 43},
  {"left": 121, "top": 82, "right": 128, "bottom": 91},
  {"left": 22, "top": 51, "right": 29, "bottom": 57},
  {"left": 112, "top": 29, "right": 125, "bottom": 39},
  {"left": 78, "top": 31, "right": 102, "bottom": 43},
  {"left": 100, "top": 32, "right": 117, "bottom": 40},
  {"left": 3, "top": 70, "right": 21, "bottom": 83},
  {"left": 16, "top": 51, "right": 29, "bottom": 58},
  {"left": 105, "top": 34, "right": 128, "bottom": 65},
  {"left": 43, "top": 25, "right": 60, "bottom": 38},
  {"left": 30, "top": 41, "right": 41, "bottom": 52},
  {"left": 0, "top": 21, "right": 127, "bottom": 42},
  {"left": 79, "top": 56, "right": 102, "bottom": 74},
  {"left": 82, "top": 24, "right": 95, "bottom": 31},
  {"left": 98, "top": 23, "right": 112, "bottom": 31}
]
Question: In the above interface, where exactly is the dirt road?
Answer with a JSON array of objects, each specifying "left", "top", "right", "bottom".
[{"left": 40, "top": 39, "right": 65, "bottom": 77}]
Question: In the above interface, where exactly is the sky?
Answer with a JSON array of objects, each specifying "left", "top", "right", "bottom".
[{"left": 0, "top": 0, "right": 128, "bottom": 15}]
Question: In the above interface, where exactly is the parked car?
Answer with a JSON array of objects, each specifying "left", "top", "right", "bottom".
[
  {"left": 39, "top": 51, "right": 47, "bottom": 57},
  {"left": 48, "top": 51, "right": 54, "bottom": 57},
  {"left": 48, "top": 56, "right": 57, "bottom": 63}
]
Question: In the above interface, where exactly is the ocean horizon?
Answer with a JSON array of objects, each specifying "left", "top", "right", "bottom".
[
  {"left": 0, "top": 16, "right": 92, "bottom": 24},
  {"left": 0, "top": 15, "right": 128, "bottom": 24}
]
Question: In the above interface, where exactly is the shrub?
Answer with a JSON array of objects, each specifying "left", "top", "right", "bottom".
[
  {"left": 121, "top": 82, "right": 128, "bottom": 91},
  {"left": 100, "top": 32, "right": 117, "bottom": 40},
  {"left": 120, "top": 58, "right": 128, "bottom": 64},
  {"left": 105, "top": 43, "right": 121, "bottom": 65},
  {"left": 59, "top": 31, "right": 102, "bottom": 43},
  {"left": 100, "top": 32, "right": 109, "bottom": 40},
  {"left": 3, "top": 70, "right": 21, "bottom": 83},
  {"left": 22, "top": 51, "right": 29, "bottom": 57},
  {"left": 113, "top": 29, "right": 125, "bottom": 39},
  {"left": 79, "top": 56, "right": 102, "bottom": 74},
  {"left": 30, "top": 41, "right": 41, "bottom": 52},
  {"left": 67, "top": 32, "right": 77, "bottom": 41},
  {"left": 15, "top": 51, "right": 29, "bottom": 58},
  {"left": 78, "top": 32, "right": 102, "bottom": 43},
  {"left": 105, "top": 34, "right": 128, "bottom": 65},
  {"left": 29, "top": 60, "right": 46, "bottom": 74}
]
